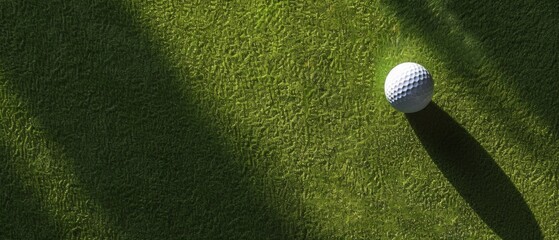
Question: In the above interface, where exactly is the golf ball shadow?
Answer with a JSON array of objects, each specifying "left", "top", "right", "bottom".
[{"left": 405, "top": 102, "right": 542, "bottom": 240}]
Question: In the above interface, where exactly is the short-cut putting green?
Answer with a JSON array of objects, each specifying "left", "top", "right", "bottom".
[{"left": 1, "top": 0, "right": 557, "bottom": 239}]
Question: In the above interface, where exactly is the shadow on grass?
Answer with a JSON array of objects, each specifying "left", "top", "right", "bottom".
[
  {"left": 406, "top": 103, "right": 542, "bottom": 240},
  {"left": 445, "top": 0, "right": 559, "bottom": 134},
  {"left": 0, "top": 1, "right": 302, "bottom": 239},
  {"left": 0, "top": 147, "right": 60, "bottom": 239}
]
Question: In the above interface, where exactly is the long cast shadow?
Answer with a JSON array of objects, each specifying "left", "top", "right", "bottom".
[
  {"left": 0, "top": 1, "right": 303, "bottom": 239},
  {"left": 406, "top": 103, "right": 542, "bottom": 240}
]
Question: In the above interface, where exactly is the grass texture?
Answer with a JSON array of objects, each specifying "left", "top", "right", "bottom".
[{"left": 0, "top": 0, "right": 558, "bottom": 239}]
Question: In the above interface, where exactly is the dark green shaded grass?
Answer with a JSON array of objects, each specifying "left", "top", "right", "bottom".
[
  {"left": 0, "top": 1, "right": 305, "bottom": 239},
  {"left": 445, "top": 0, "right": 559, "bottom": 139}
]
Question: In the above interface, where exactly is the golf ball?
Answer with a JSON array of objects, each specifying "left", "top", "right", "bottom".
[{"left": 384, "top": 62, "right": 434, "bottom": 113}]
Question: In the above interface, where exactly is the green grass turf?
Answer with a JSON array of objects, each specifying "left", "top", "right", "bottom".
[{"left": 0, "top": 0, "right": 557, "bottom": 239}]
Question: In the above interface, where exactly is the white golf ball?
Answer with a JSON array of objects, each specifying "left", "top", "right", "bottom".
[{"left": 384, "top": 62, "right": 434, "bottom": 113}]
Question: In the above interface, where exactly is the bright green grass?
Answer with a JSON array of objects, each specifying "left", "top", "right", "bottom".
[{"left": 1, "top": 0, "right": 557, "bottom": 239}]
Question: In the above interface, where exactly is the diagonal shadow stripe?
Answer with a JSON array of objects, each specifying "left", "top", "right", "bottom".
[
  {"left": 445, "top": 0, "right": 559, "bottom": 132},
  {"left": 0, "top": 0, "right": 305, "bottom": 239},
  {"left": 406, "top": 103, "right": 542, "bottom": 240}
]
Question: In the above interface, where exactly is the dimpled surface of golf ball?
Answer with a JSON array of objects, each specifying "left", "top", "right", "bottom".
[{"left": 384, "top": 62, "right": 434, "bottom": 113}]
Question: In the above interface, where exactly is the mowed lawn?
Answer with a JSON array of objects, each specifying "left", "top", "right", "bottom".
[{"left": 1, "top": 0, "right": 557, "bottom": 239}]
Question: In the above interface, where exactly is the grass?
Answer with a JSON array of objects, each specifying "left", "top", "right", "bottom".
[
  {"left": 407, "top": 103, "right": 542, "bottom": 239},
  {"left": 0, "top": 0, "right": 557, "bottom": 239}
]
